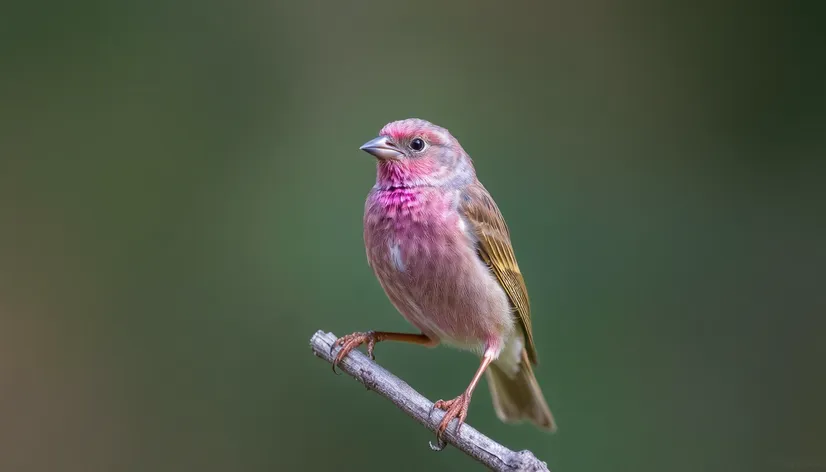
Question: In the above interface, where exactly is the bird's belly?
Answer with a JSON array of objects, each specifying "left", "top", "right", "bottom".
[{"left": 367, "top": 217, "right": 513, "bottom": 351}]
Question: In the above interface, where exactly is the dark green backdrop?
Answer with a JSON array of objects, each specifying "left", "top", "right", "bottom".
[{"left": 2, "top": 1, "right": 824, "bottom": 471}]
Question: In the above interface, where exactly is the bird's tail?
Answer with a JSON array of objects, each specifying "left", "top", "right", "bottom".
[{"left": 486, "top": 349, "right": 557, "bottom": 431}]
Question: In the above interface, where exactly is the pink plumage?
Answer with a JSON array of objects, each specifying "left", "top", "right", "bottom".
[
  {"left": 365, "top": 184, "right": 512, "bottom": 351},
  {"left": 333, "top": 118, "right": 555, "bottom": 446}
]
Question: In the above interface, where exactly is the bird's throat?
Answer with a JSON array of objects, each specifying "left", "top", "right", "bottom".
[{"left": 375, "top": 160, "right": 432, "bottom": 191}]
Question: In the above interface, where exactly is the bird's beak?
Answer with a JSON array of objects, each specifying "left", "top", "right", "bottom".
[{"left": 360, "top": 136, "right": 403, "bottom": 161}]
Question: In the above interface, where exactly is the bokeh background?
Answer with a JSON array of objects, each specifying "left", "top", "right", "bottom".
[{"left": 2, "top": 1, "right": 825, "bottom": 471}]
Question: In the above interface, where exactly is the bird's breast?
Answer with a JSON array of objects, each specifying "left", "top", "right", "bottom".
[
  {"left": 363, "top": 187, "right": 512, "bottom": 348},
  {"left": 364, "top": 187, "right": 467, "bottom": 275}
]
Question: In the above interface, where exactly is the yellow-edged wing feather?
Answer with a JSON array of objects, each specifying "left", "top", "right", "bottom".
[{"left": 460, "top": 183, "right": 538, "bottom": 364}]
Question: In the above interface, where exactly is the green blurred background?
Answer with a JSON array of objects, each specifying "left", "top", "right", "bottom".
[{"left": 2, "top": 1, "right": 825, "bottom": 471}]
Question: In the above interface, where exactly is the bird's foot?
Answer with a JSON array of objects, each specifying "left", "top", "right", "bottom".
[
  {"left": 330, "top": 331, "right": 380, "bottom": 373},
  {"left": 430, "top": 392, "right": 471, "bottom": 450}
]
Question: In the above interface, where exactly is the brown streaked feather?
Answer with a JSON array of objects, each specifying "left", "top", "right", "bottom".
[{"left": 460, "top": 182, "right": 538, "bottom": 364}]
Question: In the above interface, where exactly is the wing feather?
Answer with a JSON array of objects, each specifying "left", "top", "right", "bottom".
[{"left": 460, "top": 183, "right": 538, "bottom": 364}]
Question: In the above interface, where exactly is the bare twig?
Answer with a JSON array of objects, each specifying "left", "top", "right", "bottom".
[{"left": 310, "top": 330, "right": 550, "bottom": 472}]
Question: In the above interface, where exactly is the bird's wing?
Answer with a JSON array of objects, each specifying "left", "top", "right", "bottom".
[{"left": 460, "top": 182, "right": 538, "bottom": 364}]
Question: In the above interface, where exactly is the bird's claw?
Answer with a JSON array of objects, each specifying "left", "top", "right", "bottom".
[
  {"left": 330, "top": 331, "right": 379, "bottom": 374},
  {"left": 430, "top": 392, "right": 471, "bottom": 450}
]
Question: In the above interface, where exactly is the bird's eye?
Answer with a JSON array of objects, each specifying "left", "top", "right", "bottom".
[{"left": 410, "top": 138, "right": 425, "bottom": 152}]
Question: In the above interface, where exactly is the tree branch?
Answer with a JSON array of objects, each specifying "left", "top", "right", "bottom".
[{"left": 310, "top": 330, "right": 550, "bottom": 472}]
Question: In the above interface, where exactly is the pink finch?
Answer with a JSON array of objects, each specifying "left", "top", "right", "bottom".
[{"left": 333, "top": 118, "right": 556, "bottom": 446}]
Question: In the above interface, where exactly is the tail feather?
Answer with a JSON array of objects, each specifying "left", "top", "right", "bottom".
[{"left": 486, "top": 349, "right": 557, "bottom": 431}]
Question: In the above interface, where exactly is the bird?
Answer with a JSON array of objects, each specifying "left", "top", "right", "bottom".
[{"left": 332, "top": 118, "right": 556, "bottom": 447}]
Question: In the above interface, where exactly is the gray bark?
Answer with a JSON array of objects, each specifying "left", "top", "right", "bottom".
[{"left": 310, "top": 330, "right": 550, "bottom": 472}]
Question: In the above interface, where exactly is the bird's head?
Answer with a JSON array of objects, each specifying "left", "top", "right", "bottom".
[{"left": 360, "top": 118, "right": 475, "bottom": 190}]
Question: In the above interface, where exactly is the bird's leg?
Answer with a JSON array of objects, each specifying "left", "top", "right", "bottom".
[
  {"left": 330, "top": 331, "right": 436, "bottom": 373},
  {"left": 431, "top": 347, "right": 496, "bottom": 450}
]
